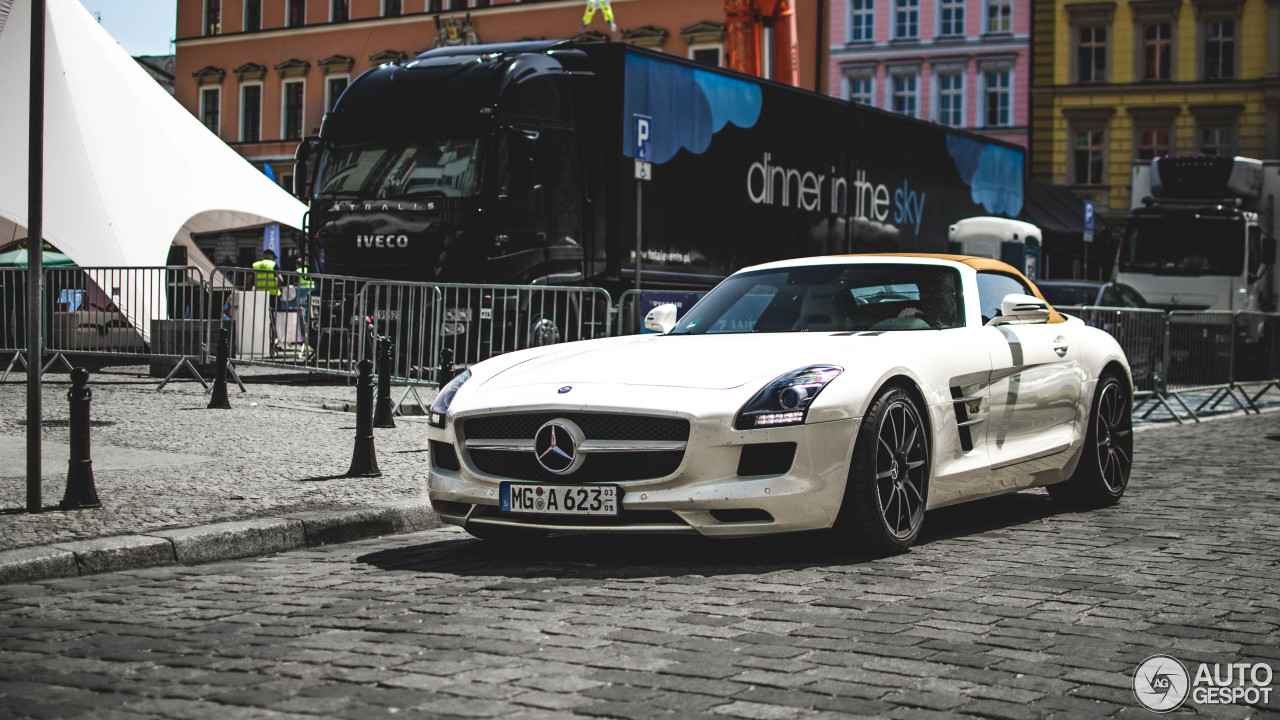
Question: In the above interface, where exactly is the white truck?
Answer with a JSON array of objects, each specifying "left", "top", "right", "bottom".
[{"left": 1122, "top": 155, "right": 1279, "bottom": 312}]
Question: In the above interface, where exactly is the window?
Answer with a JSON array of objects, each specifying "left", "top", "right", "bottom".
[
  {"left": 976, "top": 272, "right": 1032, "bottom": 322},
  {"left": 1077, "top": 25, "right": 1107, "bottom": 83},
  {"left": 288, "top": 0, "right": 305, "bottom": 27},
  {"left": 1204, "top": 19, "right": 1235, "bottom": 79},
  {"left": 1199, "top": 125, "right": 1235, "bottom": 155},
  {"left": 1073, "top": 129, "right": 1105, "bottom": 185},
  {"left": 850, "top": 0, "right": 875, "bottom": 42},
  {"left": 848, "top": 73, "right": 874, "bottom": 106},
  {"left": 200, "top": 87, "right": 220, "bottom": 134},
  {"left": 244, "top": 0, "right": 261, "bottom": 31},
  {"left": 326, "top": 75, "right": 349, "bottom": 111},
  {"left": 936, "top": 73, "right": 963, "bottom": 126},
  {"left": 283, "top": 81, "right": 305, "bottom": 141},
  {"left": 1143, "top": 22, "right": 1173, "bottom": 80},
  {"left": 892, "top": 74, "right": 918, "bottom": 117},
  {"left": 983, "top": 70, "right": 1011, "bottom": 127},
  {"left": 384, "top": 0, "right": 402, "bottom": 16},
  {"left": 240, "top": 84, "right": 261, "bottom": 143},
  {"left": 1136, "top": 128, "right": 1170, "bottom": 159},
  {"left": 690, "top": 46, "right": 722, "bottom": 67},
  {"left": 986, "top": 0, "right": 1011, "bottom": 34},
  {"left": 939, "top": 0, "right": 964, "bottom": 37},
  {"left": 895, "top": 0, "right": 919, "bottom": 39},
  {"left": 331, "top": 0, "right": 348, "bottom": 22},
  {"left": 204, "top": 0, "right": 221, "bottom": 35}
]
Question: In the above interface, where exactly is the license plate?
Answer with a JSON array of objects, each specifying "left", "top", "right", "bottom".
[{"left": 500, "top": 483, "right": 619, "bottom": 516}]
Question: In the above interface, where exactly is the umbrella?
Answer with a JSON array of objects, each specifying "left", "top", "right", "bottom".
[{"left": 0, "top": 247, "right": 78, "bottom": 267}]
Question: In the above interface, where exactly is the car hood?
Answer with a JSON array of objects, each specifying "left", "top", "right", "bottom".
[{"left": 479, "top": 332, "right": 877, "bottom": 391}]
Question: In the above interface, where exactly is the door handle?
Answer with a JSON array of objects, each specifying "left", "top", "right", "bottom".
[{"left": 1052, "top": 335, "right": 1069, "bottom": 357}]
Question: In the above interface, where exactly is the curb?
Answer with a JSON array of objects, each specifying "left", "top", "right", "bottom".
[{"left": 0, "top": 499, "right": 442, "bottom": 585}]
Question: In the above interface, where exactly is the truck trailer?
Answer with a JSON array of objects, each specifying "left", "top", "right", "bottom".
[{"left": 292, "top": 40, "right": 1027, "bottom": 356}]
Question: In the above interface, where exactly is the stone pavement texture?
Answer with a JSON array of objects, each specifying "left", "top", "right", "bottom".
[
  {"left": 0, "top": 410, "right": 1277, "bottom": 719},
  {"left": 0, "top": 364, "right": 439, "bottom": 580}
]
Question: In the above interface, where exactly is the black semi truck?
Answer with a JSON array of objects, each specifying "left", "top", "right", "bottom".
[{"left": 292, "top": 40, "right": 1026, "bottom": 356}]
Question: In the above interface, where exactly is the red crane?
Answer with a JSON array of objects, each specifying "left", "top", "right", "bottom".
[{"left": 724, "top": 0, "right": 799, "bottom": 86}]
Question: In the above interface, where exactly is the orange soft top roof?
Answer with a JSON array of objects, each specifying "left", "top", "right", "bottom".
[{"left": 849, "top": 253, "right": 1065, "bottom": 324}]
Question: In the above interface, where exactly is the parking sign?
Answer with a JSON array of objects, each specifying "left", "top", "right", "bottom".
[{"left": 634, "top": 114, "right": 652, "bottom": 162}]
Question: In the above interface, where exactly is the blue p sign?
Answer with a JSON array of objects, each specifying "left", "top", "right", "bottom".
[
  {"left": 1083, "top": 200, "right": 1095, "bottom": 231},
  {"left": 634, "top": 114, "right": 652, "bottom": 162}
]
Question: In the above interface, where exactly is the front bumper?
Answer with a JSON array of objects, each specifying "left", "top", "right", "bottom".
[{"left": 426, "top": 408, "right": 860, "bottom": 537}]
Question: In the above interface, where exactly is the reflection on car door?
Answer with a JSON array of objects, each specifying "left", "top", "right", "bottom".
[{"left": 976, "top": 272, "right": 1083, "bottom": 474}]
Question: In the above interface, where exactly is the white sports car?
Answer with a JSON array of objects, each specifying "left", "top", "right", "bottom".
[{"left": 426, "top": 255, "right": 1133, "bottom": 554}]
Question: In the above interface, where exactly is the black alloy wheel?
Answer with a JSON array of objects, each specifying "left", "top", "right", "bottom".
[
  {"left": 834, "top": 385, "right": 930, "bottom": 554},
  {"left": 1049, "top": 371, "right": 1132, "bottom": 507}
]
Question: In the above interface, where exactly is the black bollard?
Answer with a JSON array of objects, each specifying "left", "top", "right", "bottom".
[
  {"left": 208, "top": 327, "right": 231, "bottom": 409},
  {"left": 438, "top": 347, "right": 456, "bottom": 386},
  {"left": 346, "top": 358, "right": 382, "bottom": 477},
  {"left": 60, "top": 368, "right": 102, "bottom": 510},
  {"left": 373, "top": 337, "right": 396, "bottom": 429}
]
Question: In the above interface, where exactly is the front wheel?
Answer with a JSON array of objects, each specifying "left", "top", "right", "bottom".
[
  {"left": 1048, "top": 372, "right": 1132, "bottom": 507},
  {"left": 833, "top": 385, "right": 930, "bottom": 555}
]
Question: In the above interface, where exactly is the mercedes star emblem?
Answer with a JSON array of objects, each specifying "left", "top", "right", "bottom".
[{"left": 533, "top": 419, "right": 586, "bottom": 475}]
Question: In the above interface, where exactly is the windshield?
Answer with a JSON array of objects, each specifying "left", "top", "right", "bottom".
[
  {"left": 671, "top": 264, "right": 964, "bottom": 335},
  {"left": 314, "top": 139, "right": 482, "bottom": 200},
  {"left": 1121, "top": 216, "right": 1245, "bottom": 276}
]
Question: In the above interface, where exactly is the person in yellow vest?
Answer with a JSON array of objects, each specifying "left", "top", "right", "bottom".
[{"left": 252, "top": 249, "right": 282, "bottom": 351}]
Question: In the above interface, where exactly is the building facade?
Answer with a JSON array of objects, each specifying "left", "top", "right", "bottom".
[
  {"left": 1030, "top": 0, "right": 1279, "bottom": 221},
  {"left": 826, "top": 0, "right": 1032, "bottom": 148}
]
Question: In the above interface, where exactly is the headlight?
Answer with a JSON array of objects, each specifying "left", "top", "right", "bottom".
[
  {"left": 429, "top": 370, "right": 471, "bottom": 428},
  {"left": 735, "top": 365, "right": 843, "bottom": 430}
]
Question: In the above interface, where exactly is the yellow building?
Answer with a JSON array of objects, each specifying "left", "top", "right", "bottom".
[{"left": 1031, "top": 0, "right": 1278, "bottom": 222}]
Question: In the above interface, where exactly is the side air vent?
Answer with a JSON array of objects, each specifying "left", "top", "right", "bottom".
[{"left": 950, "top": 388, "right": 984, "bottom": 453}]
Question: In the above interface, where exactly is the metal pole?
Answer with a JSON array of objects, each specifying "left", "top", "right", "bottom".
[
  {"left": 27, "top": 0, "right": 46, "bottom": 514},
  {"left": 635, "top": 181, "right": 643, "bottom": 290}
]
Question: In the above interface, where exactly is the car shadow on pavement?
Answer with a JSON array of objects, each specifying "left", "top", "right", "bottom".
[{"left": 357, "top": 491, "right": 1072, "bottom": 579}]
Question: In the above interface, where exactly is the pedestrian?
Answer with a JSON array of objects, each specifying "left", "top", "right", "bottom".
[{"left": 252, "top": 249, "right": 282, "bottom": 352}]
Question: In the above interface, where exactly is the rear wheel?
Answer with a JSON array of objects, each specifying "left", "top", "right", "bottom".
[
  {"left": 833, "top": 385, "right": 930, "bottom": 555},
  {"left": 1048, "top": 371, "right": 1132, "bottom": 507}
]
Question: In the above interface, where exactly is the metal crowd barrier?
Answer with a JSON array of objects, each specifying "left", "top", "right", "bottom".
[
  {"left": 0, "top": 268, "right": 30, "bottom": 379},
  {"left": 1061, "top": 305, "right": 1280, "bottom": 423}
]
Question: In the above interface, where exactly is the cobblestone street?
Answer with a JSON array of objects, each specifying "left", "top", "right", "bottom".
[{"left": 1, "top": 409, "right": 1278, "bottom": 719}]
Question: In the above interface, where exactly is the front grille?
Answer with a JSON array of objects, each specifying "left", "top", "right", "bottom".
[
  {"left": 463, "top": 413, "right": 689, "bottom": 442},
  {"left": 469, "top": 449, "right": 684, "bottom": 483},
  {"left": 461, "top": 412, "right": 689, "bottom": 483}
]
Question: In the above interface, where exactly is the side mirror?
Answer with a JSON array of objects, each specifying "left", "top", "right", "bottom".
[
  {"left": 987, "top": 294, "right": 1051, "bottom": 326},
  {"left": 293, "top": 137, "right": 320, "bottom": 201},
  {"left": 644, "top": 304, "right": 678, "bottom": 334}
]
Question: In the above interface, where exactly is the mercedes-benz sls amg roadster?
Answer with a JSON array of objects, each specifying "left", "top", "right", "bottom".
[{"left": 426, "top": 255, "right": 1133, "bottom": 554}]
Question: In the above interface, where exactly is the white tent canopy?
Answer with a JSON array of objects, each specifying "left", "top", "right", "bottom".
[{"left": 0, "top": 0, "right": 306, "bottom": 340}]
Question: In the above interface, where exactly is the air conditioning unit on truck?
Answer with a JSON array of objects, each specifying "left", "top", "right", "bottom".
[
  {"left": 292, "top": 39, "right": 1028, "bottom": 367},
  {"left": 1122, "top": 155, "right": 1279, "bottom": 312}
]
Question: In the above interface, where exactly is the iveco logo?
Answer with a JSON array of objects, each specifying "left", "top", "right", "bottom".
[
  {"left": 534, "top": 419, "right": 585, "bottom": 475},
  {"left": 356, "top": 234, "right": 409, "bottom": 248}
]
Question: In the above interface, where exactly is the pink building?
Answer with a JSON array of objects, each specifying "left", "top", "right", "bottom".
[{"left": 827, "top": 0, "right": 1030, "bottom": 148}]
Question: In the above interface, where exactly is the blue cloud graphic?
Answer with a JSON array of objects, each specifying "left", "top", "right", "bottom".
[
  {"left": 623, "top": 55, "right": 762, "bottom": 164},
  {"left": 946, "top": 134, "right": 1024, "bottom": 216}
]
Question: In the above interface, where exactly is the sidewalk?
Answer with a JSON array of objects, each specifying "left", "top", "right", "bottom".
[{"left": 0, "top": 362, "right": 442, "bottom": 582}]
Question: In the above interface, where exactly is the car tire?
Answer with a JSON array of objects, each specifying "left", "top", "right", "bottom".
[
  {"left": 1048, "top": 371, "right": 1132, "bottom": 508},
  {"left": 464, "top": 523, "right": 548, "bottom": 544},
  {"left": 833, "top": 384, "right": 930, "bottom": 555}
]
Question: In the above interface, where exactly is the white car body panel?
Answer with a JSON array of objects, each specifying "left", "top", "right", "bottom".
[{"left": 427, "top": 255, "right": 1130, "bottom": 538}]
